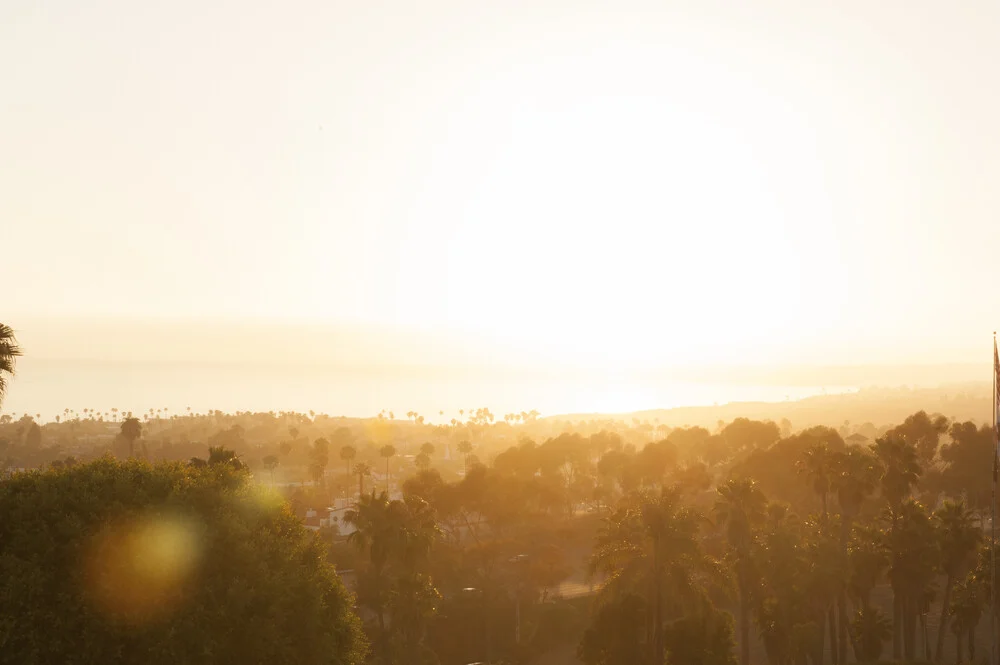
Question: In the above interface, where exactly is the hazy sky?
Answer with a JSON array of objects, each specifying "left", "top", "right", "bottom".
[{"left": 4, "top": 0, "right": 999, "bottom": 371}]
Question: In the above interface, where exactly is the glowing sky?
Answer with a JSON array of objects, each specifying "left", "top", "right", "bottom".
[{"left": 4, "top": 0, "right": 998, "bottom": 370}]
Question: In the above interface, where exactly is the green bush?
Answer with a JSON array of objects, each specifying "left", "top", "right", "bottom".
[{"left": 0, "top": 458, "right": 367, "bottom": 665}]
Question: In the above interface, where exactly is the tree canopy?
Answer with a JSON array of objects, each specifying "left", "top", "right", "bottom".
[{"left": 0, "top": 458, "right": 367, "bottom": 665}]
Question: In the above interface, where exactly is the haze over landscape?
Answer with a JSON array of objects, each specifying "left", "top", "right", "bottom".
[
  {"left": 5, "top": 0, "right": 1000, "bottom": 420},
  {"left": 3, "top": 2, "right": 1000, "bottom": 665}
]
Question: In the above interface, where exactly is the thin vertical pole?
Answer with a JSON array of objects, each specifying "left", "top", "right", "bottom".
[{"left": 993, "top": 333, "right": 997, "bottom": 665}]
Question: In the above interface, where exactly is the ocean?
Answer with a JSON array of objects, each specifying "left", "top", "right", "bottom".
[{"left": 2, "top": 358, "right": 856, "bottom": 422}]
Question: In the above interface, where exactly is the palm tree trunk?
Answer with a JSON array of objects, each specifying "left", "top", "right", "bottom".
[
  {"left": 921, "top": 611, "right": 930, "bottom": 661},
  {"left": 373, "top": 567, "right": 388, "bottom": 663},
  {"left": 891, "top": 512, "right": 901, "bottom": 660},
  {"left": 848, "top": 605, "right": 862, "bottom": 663},
  {"left": 838, "top": 515, "right": 851, "bottom": 663},
  {"left": 653, "top": 537, "right": 664, "bottom": 665},
  {"left": 893, "top": 592, "right": 903, "bottom": 659},
  {"left": 828, "top": 606, "right": 839, "bottom": 664},
  {"left": 814, "top": 612, "right": 827, "bottom": 665},
  {"left": 645, "top": 591, "right": 654, "bottom": 656},
  {"left": 903, "top": 597, "right": 916, "bottom": 661},
  {"left": 837, "top": 592, "right": 850, "bottom": 663},
  {"left": 968, "top": 624, "right": 976, "bottom": 661},
  {"left": 935, "top": 576, "right": 954, "bottom": 662},
  {"left": 955, "top": 628, "right": 964, "bottom": 665},
  {"left": 739, "top": 576, "right": 750, "bottom": 665}
]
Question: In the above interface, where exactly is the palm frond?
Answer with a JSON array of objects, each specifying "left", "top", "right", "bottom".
[{"left": 0, "top": 324, "right": 22, "bottom": 404}]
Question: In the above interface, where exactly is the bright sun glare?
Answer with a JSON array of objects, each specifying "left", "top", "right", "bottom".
[{"left": 417, "top": 56, "right": 837, "bottom": 369}]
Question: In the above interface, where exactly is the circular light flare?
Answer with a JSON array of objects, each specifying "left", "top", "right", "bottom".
[{"left": 83, "top": 513, "right": 202, "bottom": 624}]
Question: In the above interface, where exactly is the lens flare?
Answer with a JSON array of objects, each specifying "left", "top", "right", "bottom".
[{"left": 83, "top": 513, "right": 202, "bottom": 624}]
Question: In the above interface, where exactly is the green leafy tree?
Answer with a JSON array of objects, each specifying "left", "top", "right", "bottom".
[
  {"left": 888, "top": 410, "right": 949, "bottom": 467},
  {"left": 0, "top": 458, "right": 367, "bottom": 664},
  {"left": 938, "top": 422, "right": 995, "bottom": 512},
  {"left": 720, "top": 418, "right": 781, "bottom": 455},
  {"left": 24, "top": 421, "right": 41, "bottom": 449}
]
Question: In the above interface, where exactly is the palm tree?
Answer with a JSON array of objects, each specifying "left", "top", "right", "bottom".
[
  {"left": 933, "top": 500, "right": 981, "bottom": 661},
  {"left": 887, "top": 500, "right": 939, "bottom": 661},
  {"left": 340, "top": 445, "right": 357, "bottom": 491},
  {"left": 343, "top": 491, "right": 398, "bottom": 636},
  {"left": 207, "top": 446, "right": 247, "bottom": 470},
  {"left": 0, "top": 324, "right": 22, "bottom": 408},
  {"left": 343, "top": 492, "right": 439, "bottom": 662},
  {"left": 949, "top": 579, "right": 984, "bottom": 664},
  {"left": 872, "top": 434, "right": 922, "bottom": 517},
  {"left": 715, "top": 478, "right": 767, "bottom": 665},
  {"left": 262, "top": 455, "right": 279, "bottom": 484},
  {"left": 872, "top": 433, "right": 921, "bottom": 658},
  {"left": 832, "top": 446, "right": 880, "bottom": 658},
  {"left": 848, "top": 524, "right": 889, "bottom": 612},
  {"left": 189, "top": 446, "right": 247, "bottom": 470},
  {"left": 380, "top": 445, "right": 396, "bottom": 492},
  {"left": 754, "top": 504, "right": 808, "bottom": 665},
  {"left": 457, "top": 440, "right": 473, "bottom": 475},
  {"left": 804, "top": 524, "right": 848, "bottom": 665},
  {"left": 309, "top": 438, "right": 330, "bottom": 489},
  {"left": 590, "top": 487, "right": 714, "bottom": 665},
  {"left": 849, "top": 607, "right": 892, "bottom": 662},
  {"left": 120, "top": 417, "right": 142, "bottom": 458},
  {"left": 797, "top": 443, "right": 835, "bottom": 523},
  {"left": 355, "top": 462, "right": 372, "bottom": 499},
  {"left": 833, "top": 447, "right": 880, "bottom": 539},
  {"left": 419, "top": 442, "right": 435, "bottom": 457}
]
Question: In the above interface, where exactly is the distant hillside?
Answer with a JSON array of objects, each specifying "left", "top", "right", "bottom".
[{"left": 550, "top": 382, "right": 991, "bottom": 430}]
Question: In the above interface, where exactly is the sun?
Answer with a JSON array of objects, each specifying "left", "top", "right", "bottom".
[{"left": 429, "top": 96, "right": 813, "bottom": 370}]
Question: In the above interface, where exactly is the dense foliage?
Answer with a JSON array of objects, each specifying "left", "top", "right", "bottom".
[
  {"left": 0, "top": 395, "right": 997, "bottom": 665},
  {"left": 0, "top": 458, "right": 367, "bottom": 665}
]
